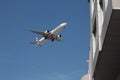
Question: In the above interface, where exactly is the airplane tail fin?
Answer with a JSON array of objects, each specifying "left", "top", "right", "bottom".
[{"left": 29, "top": 42, "right": 42, "bottom": 47}]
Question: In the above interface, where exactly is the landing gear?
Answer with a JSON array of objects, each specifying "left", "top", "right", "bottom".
[{"left": 51, "top": 39, "right": 54, "bottom": 42}]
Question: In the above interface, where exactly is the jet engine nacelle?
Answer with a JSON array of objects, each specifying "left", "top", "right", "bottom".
[
  {"left": 57, "top": 34, "right": 62, "bottom": 38},
  {"left": 44, "top": 30, "right": 49, "bottom": 33},
  {"left": 56, "top": 34, "right": 62, "bottom": 41}
]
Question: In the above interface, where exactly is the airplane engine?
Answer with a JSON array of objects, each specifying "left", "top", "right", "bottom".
[
  {"left": 44, "top": 30, "right": 49, "bottom": 33},
  {"left": 57, "top": 34, "right": 62, "bottom": 38},
  {"left": 56, "top": 34, "right": 62, "bottom": 41}
]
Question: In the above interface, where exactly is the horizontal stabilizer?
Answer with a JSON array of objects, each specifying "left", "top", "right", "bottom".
[
  {"left": 29, "top": 42, "right": 36, "bottom": 44},
  {"left": 30, "top": 30, "right": 46, "bottom": 36}
]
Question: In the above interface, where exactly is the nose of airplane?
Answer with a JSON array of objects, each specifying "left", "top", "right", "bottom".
[{"left": 61, "top": 22, "right": 67, "bottom": 26}]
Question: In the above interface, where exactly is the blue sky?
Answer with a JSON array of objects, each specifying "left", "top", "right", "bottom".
[{"left": 0, "top": 0, "right": 90, "bottom": 80}]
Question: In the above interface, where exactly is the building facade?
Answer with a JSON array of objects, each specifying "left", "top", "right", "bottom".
[{"left": 81, "top": 0, "right": 120, "bottom": 80}]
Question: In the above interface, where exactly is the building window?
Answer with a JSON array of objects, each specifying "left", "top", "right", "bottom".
[
  {"left": 92, "top": 18, "right": 97, "bottom": 56},
  {"left": 99, "top": 0, "right": 103, "bottom": 10},
  {"left": 99, "top": 0, "right": 104, "bottom": 30},
  {"left": 93, "top": 19, "right": 96, "bottom": 37}
]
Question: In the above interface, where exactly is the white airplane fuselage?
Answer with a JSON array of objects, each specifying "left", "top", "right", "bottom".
[{"left": 43, "top": 22, "right": 67, "bottom": 41}]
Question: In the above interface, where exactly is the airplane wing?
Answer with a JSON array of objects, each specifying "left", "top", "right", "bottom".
[
  {"left": 30, "top": 30, "right": 46, "bottom": 36},
  {"left": 30, "top": 37, "right": 47, "bottom": 46},
  {"left": 50, "top": 23, "right": 67, "bottom": 34}
]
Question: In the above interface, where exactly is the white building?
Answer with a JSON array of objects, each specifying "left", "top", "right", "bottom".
[{"left": 81, "top": 0, "right": 120, "bottom": 80}]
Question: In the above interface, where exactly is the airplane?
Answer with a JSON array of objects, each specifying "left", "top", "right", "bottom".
[{"left": 30, "top": 22, "right": 67, "bottom": 46}]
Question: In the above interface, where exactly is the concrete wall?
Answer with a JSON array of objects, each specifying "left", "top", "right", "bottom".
[
  {"left": 112, "top": 0, "right": 120, "bottom": 9},
  {"left": 81, "top": 74, "right": 89, "bottom": 80},
  {"left": 89, "top": 0, "right": 99, "bottom": 79},
  {"left": 117, "top": 73, "right": 120, "bottom": 80},
  {"left": 90, "top": 0, "right": 113, "bottom": 80},
  {"left": 100, "top": 0, "right": 112, "bottom": 50},
  {"left": 89, "top": 0, "right": 120, "bottom": 80}
]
